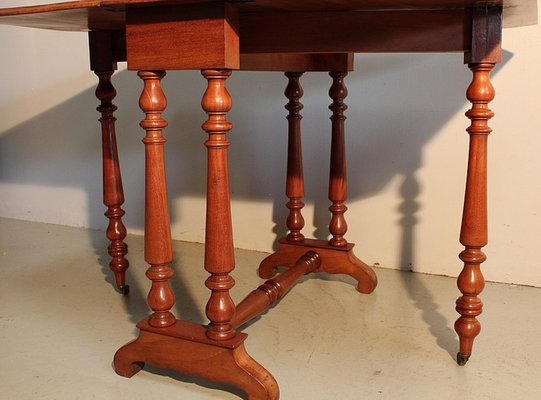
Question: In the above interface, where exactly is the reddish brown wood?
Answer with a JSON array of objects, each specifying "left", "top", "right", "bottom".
[
  {"left": 114, "top": 319, "right": 279, "bottom": 400},
  {"left": 258, "top": 70, "right": 377, "bottom": 295},
  {"left": 284, "top": 72, "right": 306, "bottom": 242},
  {"left": 95, "top": 70, "right": 130, "bottom": 294},
  {"left": 139, "top": 70, "right": 176, "bottom": 328},
  {"left": 240, "top": 53, "right": 353, "bottom": 72},
  {"left": 233, "top": 251, "right": 321, "bottom": 329},
  {"left": 201, "top": 69, "right": 237, "bottom": 341},
  {"left": 328, "top": 71, "right": 349, "bottom": 247},
  {"left": 1, "top": 1, "right": 522, "bottom": 396},
  {"left": 455, "top": 62, "right": 495, "bottom": 366},
  {"left": 259, "top": 239, "right": 377, "bottom": 294},
  {"left": 126, "top": 3, "right": 239, "bottom": 71},
  {"left": 240, "top": 10, "right": 471, "bottom": 54}
]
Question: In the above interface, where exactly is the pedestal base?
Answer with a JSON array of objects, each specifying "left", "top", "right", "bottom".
[
  {"left": 259, "top": 238, "right": 377, "bottom": 294},
  {"left": 114, "top": 318, "right": 279, "bottom": 400}
]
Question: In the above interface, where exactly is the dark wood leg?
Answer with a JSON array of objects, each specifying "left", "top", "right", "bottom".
[
  {"left": 95, "top": 70, "right": 129, "bottom": 294},
  {"left": 327, "top": 71, "right": 349, "bottom": 248},
  {"left": 260, "top": 72, "right": 377, "bottom": 294},
  {"left": 455, "top": 62, "right": 495, "bottom": 365},
  {"left": 115, "top": 69, "right": 279, "bottom": 399},
  {"left": 259, "top": 71, "right": 306, "bottom": 278},
  {"left": 284, "top": 72, "right": 306, "bottom": 243}
]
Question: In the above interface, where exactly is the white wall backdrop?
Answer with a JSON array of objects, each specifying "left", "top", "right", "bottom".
[{"left": 1, "top": 2, "right": 540, "bottom": 287}]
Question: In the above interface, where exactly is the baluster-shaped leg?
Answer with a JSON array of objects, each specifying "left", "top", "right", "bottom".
[
  {"left": 284, "top": 72, "right": 306, "bottom": 242},
  {"left": 455, "top": 63, "right": 495, "bottom": 365},
  {"left": 328, "top": 71, "right": 349, "bottom": 247},
  {"left": 201, "top": 69, "right": 237, "bottom": 341},
  {"left": 138, "top": 70, "right": 176, "bottom": 328},
  {"left": 95, "top": 71, "right": 129, "bottom": 294}
]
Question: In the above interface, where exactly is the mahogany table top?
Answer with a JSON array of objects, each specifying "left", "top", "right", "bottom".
[{"left": 0, "top": 0, "right": 537, "bottom": 31}]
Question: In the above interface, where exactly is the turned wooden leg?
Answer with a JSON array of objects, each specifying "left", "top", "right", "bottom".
[
  {"left": 328, "top": 71, "right": 349, "bottom": 247},
  {"left": 259, "top": 71, "right": 376, "bottom": 294},
  {"left": 259, "top": 71, "right": 306, "bottom": 279},
  {"left": 455, "top": 63, "right": 495, "bottom": 365},
  {"left": 115, "top": 69, "right": 278, "bottom": 400},
  {"left": 138, "top": 70, "right": 176, "bottom": 328},
  {"left": 284, "top": 72, "right": 306, "bottom": 243},
  {"left": 95, "top": 70, "right": 129, "bottom": 294},
  {"left": 201, "top": 69, "right": 237, "bottom": 341}
]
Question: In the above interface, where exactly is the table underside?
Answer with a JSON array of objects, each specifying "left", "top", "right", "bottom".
[{"left": 0, "top": 0, "right": 537, "bottom": 31}]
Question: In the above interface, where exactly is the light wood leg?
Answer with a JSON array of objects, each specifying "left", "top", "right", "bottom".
[{"left": 455, "top": 62, "right": 495, "bottom": 365}]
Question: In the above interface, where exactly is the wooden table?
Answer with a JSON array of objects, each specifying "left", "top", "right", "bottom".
[{"left": 0, "top": 1, "right": 537, "bottom": 398}]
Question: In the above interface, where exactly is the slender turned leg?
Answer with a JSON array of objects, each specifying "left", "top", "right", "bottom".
[
  {"left": 116, "top": 69, "right": 279, "bottom": 399},
  {"left": 328, "top": 71, "right": 349, "bottom": 247},
  {"left": 95, "top": 71, "right": 129, "bottom": 294},
  {"left": 259, "top": 72, "right": 307, "bottom": 278},
  {"left": 137, "top": 71, "right": 177, "bottom": 327},
  {"left": 259, "top": 71, "right": 376, "bottom": 294},
  {"left": 455, "top": 63, "right": 495, "bottom": 365},
  {"left": 201, "top": 69, "right": 237, "bottom": 341},
  {"left": 284, "top": 72, "right": 306, "bottom": 243}
]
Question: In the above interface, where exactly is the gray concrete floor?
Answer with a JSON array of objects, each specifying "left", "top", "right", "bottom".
[{"left": 0, "top": 217, "right": 540, "bottom": 399}]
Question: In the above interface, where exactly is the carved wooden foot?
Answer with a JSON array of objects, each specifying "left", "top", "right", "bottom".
[
  {"left": 259, "top": 239, "right": 377, "bottom": 294},
  {"left": 114, "top": 319, "right": 279, "bottom": 400}
]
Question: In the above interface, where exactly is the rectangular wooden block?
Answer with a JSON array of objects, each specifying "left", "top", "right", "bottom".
[{"left": 126, "top": 3, "right": 239, "bottom": 71}]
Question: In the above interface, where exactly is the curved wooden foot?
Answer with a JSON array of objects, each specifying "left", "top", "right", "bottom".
[
  {"left": 259, "top": 238, "right": 377, "bottom": 294},
  {"left": 114, "top": 319, "right": 279, "bottom": 400}
]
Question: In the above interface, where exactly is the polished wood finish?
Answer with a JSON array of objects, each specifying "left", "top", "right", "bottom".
[
  {"left": 95, "top": 70, "right": 130, "bottom": 294},
  {"left": 139, "top": 70, "right": 176, "bottom": 328},
  {"left": 455, "top": 62, "right": 495, "bottom": 366},
  {"left": 201, "top": 69, "right": 237, "bottom": 341},
  {"left": 114, "top": 68, "right": 281, "bottom": 399},
  {"left": 259, "top": 70, "right": 377, "bottom": 295},
  {"left": 284, "top": 72, "right": 306, "bottom": 243},
  {"left": 454, "top": 5, "right": 502, "bottom": 366},
  {"left": 114, "top": 319, "right": 279, "bottom": 400},
  {"left": 233, "top": 251, "right": 321, "bottom": 329},
  {"left": 126, "top": 3, "right": 240, "bottom": 71},
  {"left": 328, "top": 71, "right": 349, "bottom": 248},
  {"left": 90, "top": 30, "right": 130, "bottom": 294},
  {"left": 0, "top": 0, "right": 533, "bottom": 397},
  {"left": 260, "top": 238, "right": 377, "bottom": 294}
]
